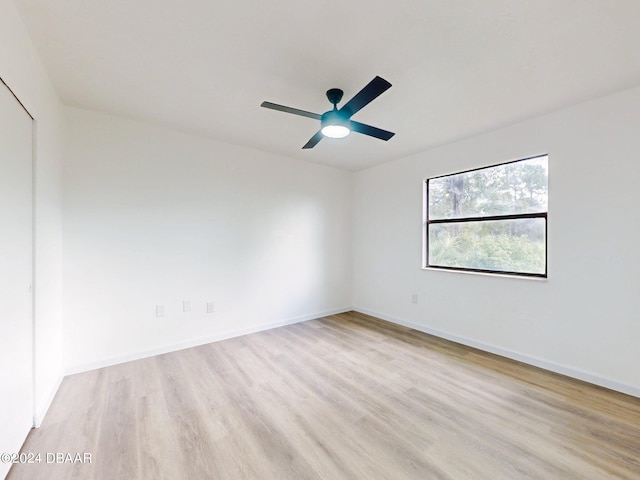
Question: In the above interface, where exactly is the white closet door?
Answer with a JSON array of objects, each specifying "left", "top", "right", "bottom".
[{"left": 0, "top": 81, "right": 34, "bottom": 479}]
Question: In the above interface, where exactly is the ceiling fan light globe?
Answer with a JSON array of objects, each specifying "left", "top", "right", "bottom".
[
  {"left": 320, "top": 110, "right": 350, "bottom": 138},
  {"left": 321, "top": 125, "right": 350, "bottom": 138}
]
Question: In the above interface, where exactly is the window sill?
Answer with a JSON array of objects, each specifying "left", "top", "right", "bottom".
[{"left": 422, "top": 267, "right": 548, "bottom": 281}]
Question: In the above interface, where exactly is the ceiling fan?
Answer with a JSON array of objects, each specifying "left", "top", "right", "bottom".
[{"left": 261, "top": 76, "right": 395, "bottom": 149}]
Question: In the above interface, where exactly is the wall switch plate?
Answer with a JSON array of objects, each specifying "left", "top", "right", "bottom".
[
  {"left": 411, "top": 294, "right": 418, "bottom": 304},
  {"left": 156, "top": 305, "right": 165, "bottom": 317},
  {"left": 206, "top": 302, "right": 215, "bottom": 314},
  {"left": 183, "top": 301, "right": 191, "bottom": 312}
]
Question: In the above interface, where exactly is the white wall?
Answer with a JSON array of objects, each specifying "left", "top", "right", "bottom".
[
  {"left": 353, "top": 86, "right": 640, "bottom": 396},
  {"left": 0, "top": 0, "right": 64, "bottom": 425},
  {"left": 63, "top": 107, "right": 352, "bottom": 371}
]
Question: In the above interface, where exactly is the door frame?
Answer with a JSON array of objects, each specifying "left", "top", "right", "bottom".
[{"left": 0, "top": 75, "right": 36, "bottom": 429}]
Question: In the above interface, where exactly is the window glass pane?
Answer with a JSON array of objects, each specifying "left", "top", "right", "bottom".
[
  {"left": 428, "top": 217, "right": 546, "bottom": 275},
  {"left": 429, "top": 155, "right": 548, "bottom": 220}
]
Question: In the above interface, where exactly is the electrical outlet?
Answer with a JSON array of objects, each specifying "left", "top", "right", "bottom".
[
  {"left": 411, "top": 294, "right": 418, "bottom": 304},
  {"left": 156, "top": 305, "right": 165, "bottom": 317},
  {"left": 183, "top": 301, "right": 191, "bottom": 312},
  {"left": 206, "top": 302, "right": 215, "bottom": 314}
]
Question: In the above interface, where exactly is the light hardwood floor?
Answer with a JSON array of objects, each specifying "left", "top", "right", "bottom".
[{"left": 7, "top": 311, "right": 640, "bottom": 479}]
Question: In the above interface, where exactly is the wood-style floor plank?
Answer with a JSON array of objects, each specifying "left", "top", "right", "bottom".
[{"left": 7, "top": 311, "right": 640, "bottom": 479}]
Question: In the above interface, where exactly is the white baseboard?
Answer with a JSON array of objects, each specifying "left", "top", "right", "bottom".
[
  {"left": 65, "top": 306, "right": 352, "bottom": 376},
  {"left": 354, "top": 307, "right": 640, "bottom": 399},
  {"left": 34, "top": 374, "right": 64, "bottom": 428}
]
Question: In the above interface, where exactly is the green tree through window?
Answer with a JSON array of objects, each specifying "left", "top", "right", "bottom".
[{"left": 426, "top": 155, "right": 548, "bottom": 277}]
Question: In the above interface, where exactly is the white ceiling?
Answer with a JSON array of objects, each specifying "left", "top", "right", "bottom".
[{"left": 15, "top": 0, "right": 640, "bottom": 170}]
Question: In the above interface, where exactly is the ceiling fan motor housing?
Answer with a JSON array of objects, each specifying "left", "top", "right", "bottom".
[{"left": 321, "top": 109, "right": 349, "bottom": 126}]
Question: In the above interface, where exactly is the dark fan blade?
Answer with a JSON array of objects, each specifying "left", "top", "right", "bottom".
[
  {"left": 302, "top": 130, "right": 323, "bottom": 149},
  {"left": 260, "top": 101, "right": 321, "bottom": 120},
  {"left": 350, "top": 121, "right": 395, "bottom": 141},
  {"left": 340, "top": 76, "right": 392, "bottom": 118}
]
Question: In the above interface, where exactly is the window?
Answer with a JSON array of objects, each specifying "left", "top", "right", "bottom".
[{"left": 425, "top": 155, "right": 548, "bottom": 277}]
